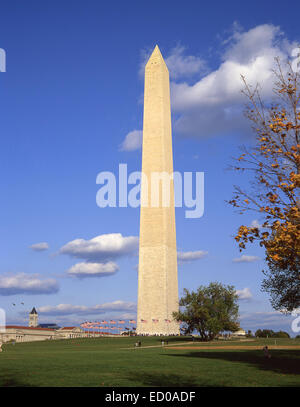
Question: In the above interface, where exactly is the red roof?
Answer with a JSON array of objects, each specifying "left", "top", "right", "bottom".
[
  {"left": 4, "top": 326, "right": 120, "bottom": 335},
  {"left": 5, "top": 325, "right": 55, "bottom": 331}
]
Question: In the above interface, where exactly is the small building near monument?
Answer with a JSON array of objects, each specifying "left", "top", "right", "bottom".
[
  {"left": 0, "top": 307, "right": 85, "bottom": 343},
  {"left": 230, "top": 328, "right": 246, "bottom": 338},
  {"left": 2, "top": 325, "right": 64, "bottom": 342},
  {"left": 57, "top": 327, "right": 85, "bottom": 339}
]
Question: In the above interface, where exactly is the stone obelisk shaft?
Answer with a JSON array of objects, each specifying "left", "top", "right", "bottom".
[{"left": 137, "top": 46, "right": 179, "bottom": 335}]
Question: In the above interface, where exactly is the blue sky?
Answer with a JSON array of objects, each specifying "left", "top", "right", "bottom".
[{"left": 0, "top": 0, "right": 299, "bottom": 334}]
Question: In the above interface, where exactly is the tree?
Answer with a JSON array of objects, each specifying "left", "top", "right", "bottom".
[
  {"left": 255, "top": 329, "right": 275, "bottom": 338},
  {"left": 273, "top": 330, "right": 290, "bottom": 338},
  {"left": 246, "top": 329, "right": 254, "bottom": 338},
  {"left": 254, "top": 329, "right": 261, "bottom": 337},
  {"left": 228, "top": 58, "right": 300, "bottom": 312},
  {"left": 172, "top": 282, "right": 240, "bottom": 341},
  {"left": 261, "top": 262, "right": 300, "bottom": 311},
  {"left": 255, "top": 329, "right": 290, "bottom": 338}
]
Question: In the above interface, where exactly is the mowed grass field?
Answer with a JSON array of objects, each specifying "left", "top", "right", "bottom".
[{"left": 0, "top": 336, "right": 300, "bottom": 387}]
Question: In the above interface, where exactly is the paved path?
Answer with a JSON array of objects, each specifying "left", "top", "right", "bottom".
[
  {"left": 121, "top": 341, "right": 192, "bottom": 350},
  {"left": 121, "top": 340, "right": 259, "bottom": 350}
]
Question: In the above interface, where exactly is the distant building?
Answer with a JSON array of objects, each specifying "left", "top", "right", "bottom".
[
  {"left": 230, "top": 329, "right": 246, "bottom": 337},
  {"left": 0, "top": 307, "right": 80, "bottom": 343},
  {"left": 217, "top": 328, "right": 247, "bottom": 340},
  {"left": 28, "top": 307, "right": 60, "bottom": 329},
  {"left": 2, "top": 325, "right": 64, "bottom": 342},
  {"left": 29, "top": 307, "right": 38, "bottom": 327},
  {"left": 38, "top": 323, "right": 61, "bottom": 329},
  {"left": 57, "top": 327, "right": 85, "bottom": 339},
  {"left": 0, "top": 307, "right": 118, "bottom": 343}
]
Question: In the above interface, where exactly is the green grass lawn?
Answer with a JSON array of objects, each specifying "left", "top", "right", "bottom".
[{"left": 0, "top": 336, "right": 299, "bottom": 387}]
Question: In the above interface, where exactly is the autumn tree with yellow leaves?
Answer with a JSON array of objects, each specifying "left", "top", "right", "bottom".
[{"left": 229, "top": 57, "right": 300, "bottom": 312}]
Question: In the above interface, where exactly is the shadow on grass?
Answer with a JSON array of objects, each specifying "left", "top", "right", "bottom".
[
  {"left": 125, "top": 371, "right": 200, "bottom": 387},
  {"left": 0, "top": 373, "right": 34, "bottom": 387},
  {"left": 166, "top": 350, "right": 300, "bottom": 376}
]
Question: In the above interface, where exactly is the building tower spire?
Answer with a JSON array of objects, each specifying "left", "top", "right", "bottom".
[
  {"left": 29, "top": 307, "right": 38, "bottom": 327},
  {"left": 136, "top": 45, "right": 180, "bottom": 335}
]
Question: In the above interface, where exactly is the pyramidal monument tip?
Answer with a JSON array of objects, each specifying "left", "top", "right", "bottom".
[{"left": 146, "top": 45, "right": 167, "bottom": 69}]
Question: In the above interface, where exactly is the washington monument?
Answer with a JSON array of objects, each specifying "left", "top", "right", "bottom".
[{"left": 136, "top": 45, "right": 180, "bottom": 335}]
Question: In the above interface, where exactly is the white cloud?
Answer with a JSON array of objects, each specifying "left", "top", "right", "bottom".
[
  {"left": 38, "top": 301, "right": 136, "bottom": 316},
  {"left": 240, "top": 311, "right": 294, "bottom": 333},
  {"left": 30, "top": 242, "right": 49, "bottom": 251},
  {"left": 236, "top": 287, "right": 253, "bottom": 300},
  {"left": 139, "top": 45, "right": 206, "bottom": 80},
  {"left": 165, "top": 45, "right": 206, "bottom": 79},
  {"left": 119, "top": 130, "right": 143, "bottom": 152},
  {"left": 177, "top": 250, "right": 208, "bottom": 263},
  {"left": 60, "top": 233, "right": 139, "bottom": 262},
  {"left": 117, "top": 312, "right": 137, "bottom": 320},
  {"left": 0, "top": 273, "right": 59, "bottom": 296},
  {"left": 66, "top": 261, "right": 118, "bottom": 278},
  {"left": 233, "top": 255, "right": 260, "bottom": 263},
  {"left": 135, "top": 25, "right": 297, "bottom": 139},
  {"left": 170, "top": 24, "right": 297, "bottom": 137}
]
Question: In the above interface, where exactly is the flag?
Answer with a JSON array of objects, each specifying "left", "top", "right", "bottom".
[{"left": 81, "top": 322, "right": 92, "bottom": 328}]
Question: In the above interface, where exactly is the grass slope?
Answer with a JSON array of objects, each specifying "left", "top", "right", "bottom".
[{"left": 0, "top": 336, "right": 299, "bottom": 387}]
